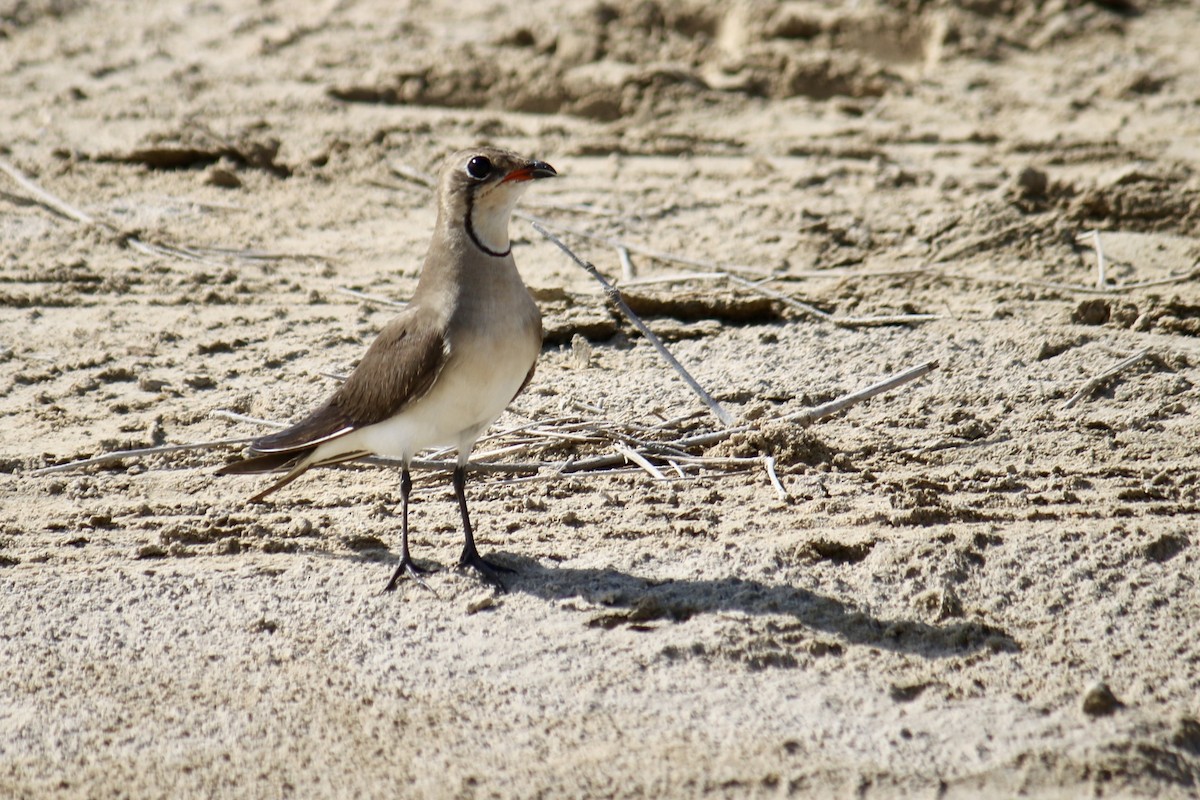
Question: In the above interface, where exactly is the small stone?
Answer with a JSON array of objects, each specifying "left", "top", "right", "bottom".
[
  {"left": 1015, "top": 166, "right": 1048, "bottom": 199},
  {"left": 914, "top": 587, "right": 964, "bottom": 620},
  {"left": 184, "top": 374, "right": 217, "bottom": 390},
  {"left": 136, "top": 544, "right": 168, "bottom": 559},
  {"left": 1082, "top": 681, "right": 1122, "bottom": 717},
  {"left": 466, "top": 596, "right": 497, "bottom": 614},
  {"left": 206, "top": 166, "right": 242, "bottom": 189},
  {"left": 138, "top": 377, "right": 168, "bottom": 392},
  {"left": 570, "top": 333, "right": 593, "bottom": 369},
  {"left": 1071, "top": 299, "right": 1110, "bottom": 326}
]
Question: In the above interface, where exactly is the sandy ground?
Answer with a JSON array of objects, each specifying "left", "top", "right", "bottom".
[{"left": 3, "top": 0, "right": 1200, "bottom": 797}]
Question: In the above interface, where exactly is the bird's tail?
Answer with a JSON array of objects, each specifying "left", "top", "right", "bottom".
[
  {"left": 216, "top": 449, "right": 315, "bottom": 503},
  {"left": 216, "top": 450, "right": 305, "bottom": 476},
  {"left": 217, "top": 445, "right": 371, "bottom": 503}
]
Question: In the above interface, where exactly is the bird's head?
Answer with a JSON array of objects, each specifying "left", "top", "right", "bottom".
[{"left": 437, "top": 147, "right": 557, "bottom": 258}]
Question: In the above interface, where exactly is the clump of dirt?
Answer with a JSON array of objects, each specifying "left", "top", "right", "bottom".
[
  {"left": 1067, "top": 165, "right": 1200, "bottom": 235},
  {"left": 710, "top": 421, "right": 835, "bottom": 466},
  {"left": 1152, "top": 298, "right": 1200, "bottom": 337},
  {"left": 805, "top": 537, "right": 876, "bottom": 564},
  {"left": 620, "top": 289, "right": 780, "bottom": 324},
  {"left": 92, "top": 125, "right": 290, "bottom": 177}
]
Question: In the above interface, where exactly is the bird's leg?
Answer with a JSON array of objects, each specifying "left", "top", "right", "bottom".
[
  {"left": 454, "top": 463, "right": 514, "bottom": 590},
  {"left": 384, "top": 466, "right": 435, "bottom": 593}
]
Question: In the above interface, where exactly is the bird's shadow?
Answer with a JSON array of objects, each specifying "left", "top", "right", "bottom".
[{"left": 465, "top": 553, "right": 1020, "bottom": 659}]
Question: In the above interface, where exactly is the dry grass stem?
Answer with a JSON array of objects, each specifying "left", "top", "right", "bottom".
[
  {"left": 763, "top": 455, "right": 790, "bottom": 501},
  {"left": 534, "top": 220, "right": 737, "bottom": 428},
  {"left": 730, "top": 276, "right": 939, "bottom": 327},
  {"left": 30, "top": 437, "right": 259, "bottom": 476},
  {"left": 618, "top": 246, "right": 636, "bottom": 280},
  {"left": 614, "top": 442, "right": 667, "bottom": 480},
  {"left": 1062, "top": 348, "right": 1155, "bottom": 410},
  {"left": 953, "top": 266, "right": 1200, "bottom": 295},
  {"left": 619, "top": 272, "right": 729, "bottom": 287},
  {"left": 528, "top": 216, "right": 773, "bottom": 278},
  {"left": 674, "top": 360, "right": 938, "bottom": 448},
  {"left": 335, "top": 286, "right": 408, "bottom": 307},
  {"left": 387, "top": 162, "right": 436, "bottom": 188},
  {"left": 1091, "top": 230, "right": 1107, "bottom": 289},
  {"left": 0, "top": 158, "right": 320, "bottom": 267},
  {"left": 212, "top": 410, "right": 289, "bottom": 429},
  {"left": 0, "top": 157, "right": 99, "bottom": 225}
]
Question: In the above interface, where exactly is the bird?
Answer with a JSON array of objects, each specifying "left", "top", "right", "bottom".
[{"left": 217, "top": 147, "right": 556, "bottom": 592}]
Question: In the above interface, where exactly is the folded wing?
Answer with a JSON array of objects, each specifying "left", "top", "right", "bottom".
[{"left": 217, "top": 308, "right": 450, "bottom": 493}]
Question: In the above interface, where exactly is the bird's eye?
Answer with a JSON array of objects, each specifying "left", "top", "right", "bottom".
[{"left": 465, "top": 156, "right": 492, "bottom": 180}]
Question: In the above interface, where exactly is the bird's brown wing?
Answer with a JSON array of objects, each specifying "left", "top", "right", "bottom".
[{"left": 245, "top": 308, "right": 450, "bottom": 457}]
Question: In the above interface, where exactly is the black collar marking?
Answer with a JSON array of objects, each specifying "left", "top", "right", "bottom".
[{"left": 464, "top": 187, "right": 511, "bottom": 259}]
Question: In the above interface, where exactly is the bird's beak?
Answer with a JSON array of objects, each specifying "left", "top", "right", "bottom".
[{"left": 501, "top": 160, "right": 557, "bottom": 183}]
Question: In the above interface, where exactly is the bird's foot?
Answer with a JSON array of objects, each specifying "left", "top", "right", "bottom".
[
  {"left": 457, "top": 551, "right": 515, "bottom": 592},
  {"left": 383, "top": 557, "right": 437, "bottom": 594}
]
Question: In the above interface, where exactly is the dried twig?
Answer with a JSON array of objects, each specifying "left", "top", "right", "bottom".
[
  {"left": 618, "top": 246, "right": 636, "bottom": 281},
  {"left": 552, "top": 360, "right": 938, "bottom": 473},
  {"left": 527, "top": 216, "right": 773, "bottom": 278},
  {"left": 335, "top": 286, "right": 407, "bottom": 307},
  {"left": 674, "top": 360, "right": 940, "bottom": 449},
  {"left": 0, "top": 158, "right": 314, "bottom": 267},
  {"left": 1062, "top": 348, "right": 1155, "bottom": 409},
  {"left": 782, "top": 360, "right": 939, "bottom": 425},
  {"left": 943, "top": 265, "right": 1200, "bottom": 296},
  {"left": 730, "top": 276, "right": 940, "bottom": 327},
  {"left": 534, "top": 220, "right": 736, "bottom": 428},
  {"left": 387, "top": 162, "right": 436, "bottom": 189},
  {"left": 619, "top": 271, "right": 728, "bottom": 287},
  {"left": 30, "top": 437, "right": 259, "bottom": 476},
  {"left": 1091, "top": 230, "right": 1107, "bottom": 289},
  {"left": 1103, "top": 268, "right": 1200, "bottom": 292},
  {"left": 0, "top": 158, "right": 99, "bottom": 224},
  {"left": 763, "top": 455, "right": 790, "bottom": 502},
  {"left": 211, "top": 410, "right": 288, "bottom": 429},
  {"left": 614, "top": 442, "right": 667, "bottom": 480},
  {"left": 181, "top": 245, "right": 332, "bottom": 264}
]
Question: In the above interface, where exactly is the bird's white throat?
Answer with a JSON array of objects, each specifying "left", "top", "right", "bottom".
[{"left": 468, "top": 183, "right": 529, "bottom": 255}]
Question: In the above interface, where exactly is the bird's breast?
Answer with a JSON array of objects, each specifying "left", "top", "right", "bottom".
[{"left": 354, "top": 278, "right": 541, "bottom": 460}]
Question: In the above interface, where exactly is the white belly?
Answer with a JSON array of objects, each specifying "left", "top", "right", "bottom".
[{"left": 322, "top": 330, "right": 538, "bottom": 463}]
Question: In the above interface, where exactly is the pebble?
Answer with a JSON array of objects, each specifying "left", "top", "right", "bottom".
[{"left": 1081, "top": 681, "right": 1122, "bottom": 717}]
